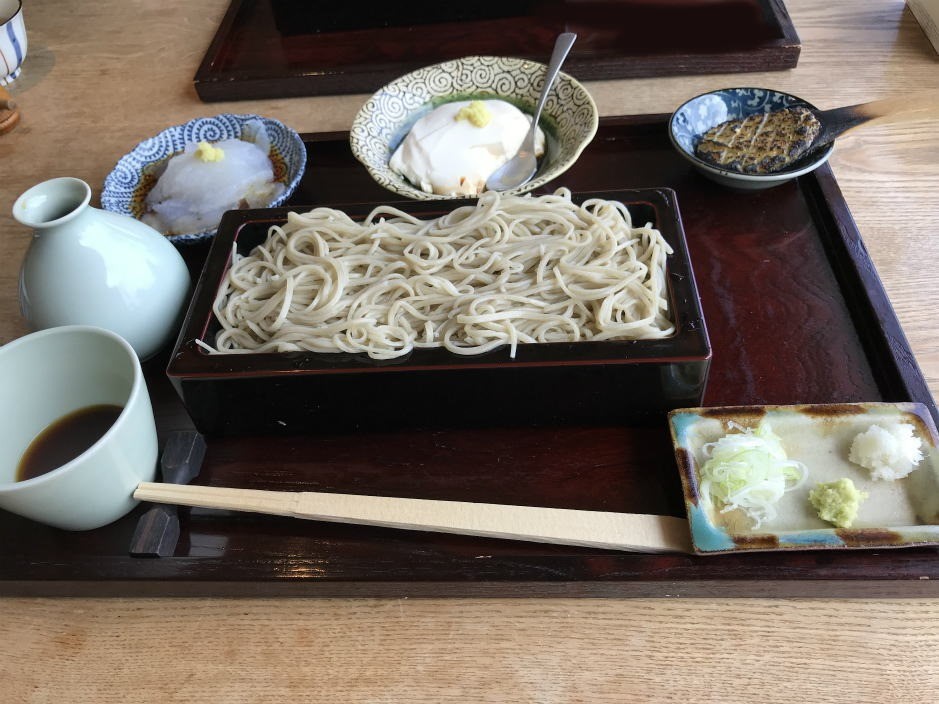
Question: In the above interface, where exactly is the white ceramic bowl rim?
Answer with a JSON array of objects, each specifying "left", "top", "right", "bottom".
[
  {"left": 1, "top": 0, "right": 23, "bottom": 26},
  {"left": 13, "top": 176, "right": 92, "bottom": 228}
]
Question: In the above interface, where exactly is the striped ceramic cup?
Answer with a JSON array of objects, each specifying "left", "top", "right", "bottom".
[{"left": 0, "top": 0, "right": 26, "bottom": 86}]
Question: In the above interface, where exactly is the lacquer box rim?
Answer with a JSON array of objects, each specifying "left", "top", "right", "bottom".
[{"left": 167, "top": 188, "right": 711, "bottom": 379}]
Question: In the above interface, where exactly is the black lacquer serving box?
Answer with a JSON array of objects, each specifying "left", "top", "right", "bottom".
[{"left": 167, "top": 188, "right": 711, "bottom": 435}]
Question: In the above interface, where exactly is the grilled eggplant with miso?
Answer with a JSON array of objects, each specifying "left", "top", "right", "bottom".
[{"left": 695, "top": 106, "right": 822, "bottom": 174}]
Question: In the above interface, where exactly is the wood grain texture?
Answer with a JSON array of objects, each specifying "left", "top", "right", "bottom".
[
  {"left": 2, "top": 598, "right": 939, "bottom": 703},
  {"left": 132, "top": 481, "right": 691, "bottom": 553},
  {"left": 2, "top": 0, "right": 939, "bottom": 700}
]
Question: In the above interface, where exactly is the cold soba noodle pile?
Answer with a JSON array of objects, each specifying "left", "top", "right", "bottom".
[{"left": 208, "top": 189, "right": 674, "bottom": 360}]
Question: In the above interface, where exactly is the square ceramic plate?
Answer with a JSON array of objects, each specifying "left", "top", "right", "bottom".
[{"left": 669, "top": 402, "right": 939, "bottom": 554}]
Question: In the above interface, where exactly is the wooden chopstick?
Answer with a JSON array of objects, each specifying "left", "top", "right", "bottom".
[{"left": 134, "top": 482, "right": 691, "bottom": 553}]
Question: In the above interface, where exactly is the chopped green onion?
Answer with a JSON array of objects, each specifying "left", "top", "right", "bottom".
[{"left": 699, "top": 422, "right": 807, "bottom": 529}]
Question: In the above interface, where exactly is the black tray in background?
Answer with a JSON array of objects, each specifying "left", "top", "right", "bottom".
[{"left": 194, "top": 0, "right": 801, "bottom": 101}]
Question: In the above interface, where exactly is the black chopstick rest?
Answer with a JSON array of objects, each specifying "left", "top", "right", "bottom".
[{"left": 129, "top": 431, "right": 207, "bottom": 558}]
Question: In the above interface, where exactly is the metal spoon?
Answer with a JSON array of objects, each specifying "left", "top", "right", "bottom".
[{"left": 485, "top": 32, "right": 577, "bottom": 193}]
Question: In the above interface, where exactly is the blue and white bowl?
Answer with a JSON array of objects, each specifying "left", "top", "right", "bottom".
[
  {"left": 102, "top": 114, "right": 307, "bottom": 243},
  {"left": 669, "top": 87, "right": 834, "bottom": 190},
  {"left": 350, "top": 55, "right": 598, "bottom": 200}
]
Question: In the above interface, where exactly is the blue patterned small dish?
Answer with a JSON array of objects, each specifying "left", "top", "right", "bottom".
[
  {"left": 102, "top": 114, "right": 306, "bottom": 243},
  {"left": 668, "top": 87, "right": 834, "bottom": 190},
  {"left": 349, "top": 55, "right": 598, "bottom": 200},
  {"left": 668, "top": 402, "right": 939, "bottom": 554}
]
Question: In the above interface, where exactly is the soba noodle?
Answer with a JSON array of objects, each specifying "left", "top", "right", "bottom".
[{"left": 207, "top": 188, "right": 675, "bottom": 360}]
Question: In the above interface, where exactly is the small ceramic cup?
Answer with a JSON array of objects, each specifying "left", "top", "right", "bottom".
[
  {"left": 0, "top": 0, "right": 27, "bottom": 86},
  {"left": 0, "top": 326, "right": 159, "bottom": 530}
]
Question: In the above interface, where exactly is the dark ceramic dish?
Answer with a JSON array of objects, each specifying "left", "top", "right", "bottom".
[{"left": 166, "top": 188, "right": 711, "bottom": 435}]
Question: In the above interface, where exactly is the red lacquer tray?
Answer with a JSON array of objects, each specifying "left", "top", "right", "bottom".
[
  {"left": 3, "top": 115, "right": 937, "bottom": 598},
  {"left": 194, "top": 0, "right": 801, "bottom": 101}
]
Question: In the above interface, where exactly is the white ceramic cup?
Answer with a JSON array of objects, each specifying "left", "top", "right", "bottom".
[
  {"left": 0, "top": 0, "right": 27, "bottom": 86},
  {"left": 0, "top": 325, "right": 159, "bottom": 530}
]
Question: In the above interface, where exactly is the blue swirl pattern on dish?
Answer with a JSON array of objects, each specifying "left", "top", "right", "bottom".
[{"left": 102, "top": 114, "right": 307, "bottom": 243}]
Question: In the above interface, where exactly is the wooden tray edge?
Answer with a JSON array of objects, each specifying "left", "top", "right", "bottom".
[{"left": 193, "top": 0, "right": 803, "bottom": 102}]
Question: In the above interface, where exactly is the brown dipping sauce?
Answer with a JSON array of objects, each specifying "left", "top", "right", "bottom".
[{"left": 16, "top": 404, "right": 124, "bottom": 482}]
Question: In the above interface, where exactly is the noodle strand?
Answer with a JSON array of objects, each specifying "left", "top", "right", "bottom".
[{"left": 209, "top": 189, "right": 675, "bottom": 359}]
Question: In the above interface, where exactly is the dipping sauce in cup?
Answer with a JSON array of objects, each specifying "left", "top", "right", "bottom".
[
  {"left": 16, "top": 404, "right": 125, "bottom": 482},
  {"left": 0, "top": 326, "right": 158, "bottom": 530}
]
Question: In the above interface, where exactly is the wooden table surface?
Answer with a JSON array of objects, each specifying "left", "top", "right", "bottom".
[{"left": 2, "top": 1, "right": 939, "bottom": 701}]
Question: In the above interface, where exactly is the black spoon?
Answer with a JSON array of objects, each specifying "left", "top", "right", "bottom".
[
  {"left": 697, "top": 90, "right": 939, "bottom": 174},
  {"left": 811, "top": 90, "right": 939, "bottom": 147}
]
